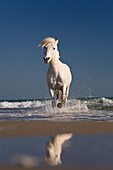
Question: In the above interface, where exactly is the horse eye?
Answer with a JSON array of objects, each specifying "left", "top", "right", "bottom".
[{"left": 53, "top": 48, "right": 55, "bottom": 50}]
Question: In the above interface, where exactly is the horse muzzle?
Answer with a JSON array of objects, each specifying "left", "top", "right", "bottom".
[{"left": 44, "top": 57, "right": 50, "bottom": 64}]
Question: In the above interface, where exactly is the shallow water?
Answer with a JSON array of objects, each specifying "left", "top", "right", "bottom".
[
  {"left": 0, "top": 134, "right": 113, "bottom": 169},
  {"left": 0, "top": 97, "right": 113, "bottom": 121}
]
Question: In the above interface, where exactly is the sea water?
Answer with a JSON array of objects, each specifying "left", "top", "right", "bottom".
[{"left": 0, "top": 97, "right": 113, "bottom": 121}]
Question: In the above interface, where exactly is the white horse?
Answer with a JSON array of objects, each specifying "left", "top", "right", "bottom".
[{"left": 39, "top": 37, "right": 72, "bottom": 108}]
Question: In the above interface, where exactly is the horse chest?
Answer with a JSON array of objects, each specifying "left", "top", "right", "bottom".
[{"left": 46, "top": 68, "right": 63, "bottom": 90}]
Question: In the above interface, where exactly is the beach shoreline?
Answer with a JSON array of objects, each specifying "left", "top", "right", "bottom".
[{"left": 0, "top": 121, "right": 113, "bottom": 138}]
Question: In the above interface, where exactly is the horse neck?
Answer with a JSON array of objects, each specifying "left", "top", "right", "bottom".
[
  {"left": 49, "top": 52, "right": 60, "bottom": 68},
  {"left": 49, "top": 56, "right": 60, "bottom": 77}
]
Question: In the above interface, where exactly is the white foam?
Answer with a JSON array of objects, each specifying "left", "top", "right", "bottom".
[
  {"left": 0, "top": 99, "right": 88, "bottom": 114},
  {"left": 1, "top": 98, "right": 113, "bottom": 121},
  {"left": 41, "top": 99, "right": 88, "bottom": 114},
  {"left": 0, "top": 100, "right": 42, "bottom": 108},
  {"left": 101, "top": 97, "right": 113, "bottom": 105}
]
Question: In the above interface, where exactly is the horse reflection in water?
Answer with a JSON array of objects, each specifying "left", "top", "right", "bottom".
[
  {"left": 10, "top": 133, "right": 72, "bottom": 167},
  {"left": 45, "top": 133, "right": 73, "bottom": 166}
]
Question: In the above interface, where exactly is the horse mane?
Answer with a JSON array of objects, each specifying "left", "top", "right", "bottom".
[
  {"left": 38, "top": 37, "right": 55, "bottom": 49},
  {"left": 39, "top": 37, "right": 60, "bottom": 58}
]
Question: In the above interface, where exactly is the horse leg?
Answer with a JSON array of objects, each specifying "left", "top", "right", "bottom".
[
  {"left": 62, "top": 84, "right": 67, "bottom": 103},
  {"left": 49, "top": 89, "right": 56, "bottom": 108},
  {"left": 62, "top": 85, "right": 70, "bottom": 105},
  {"left": 56, "top": 90, "right": 62, "bottom": 100},
  {"left": 65, "top": 85, "right": 70, "bottom": 101},
  {"left": 57, "top": 84, "right": 67, "bottom": 108}
]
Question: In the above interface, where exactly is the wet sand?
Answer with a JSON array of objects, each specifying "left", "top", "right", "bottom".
[
  {"left": 0, "top": 121, "right": 113, "bottom": 138},
  {"left": 0, "top": 165, "right": 112, "bottom": 170},
  {"left": 0, "top": 121, "right": 113, "bottom": 170}
]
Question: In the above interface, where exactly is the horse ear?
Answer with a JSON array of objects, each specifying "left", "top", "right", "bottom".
[{"left": 56, "top": 40, "right": 59, "bottom": 45}]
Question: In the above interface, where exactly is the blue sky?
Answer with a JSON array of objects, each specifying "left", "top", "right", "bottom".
[{"left": 0, "top": 0, "right": 113, "bottom": 100}]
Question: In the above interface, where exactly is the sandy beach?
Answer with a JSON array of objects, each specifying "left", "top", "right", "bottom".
[
  {"left": 0, "top": 121, "right": 113, "bottom": 170},
  {"left": 0, "top": 121, "right": 113, "bottom": 138}
]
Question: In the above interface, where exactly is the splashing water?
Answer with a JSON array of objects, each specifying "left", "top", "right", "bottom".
[{"left": 0, "top": 97, "right": 113, "bottom": 121}]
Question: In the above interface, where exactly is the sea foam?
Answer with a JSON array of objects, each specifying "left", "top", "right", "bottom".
[{"left": 0, "top": 98, "right": 113, "bottom": 121}]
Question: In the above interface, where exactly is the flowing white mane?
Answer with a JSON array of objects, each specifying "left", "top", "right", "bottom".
[{"left": 39, "top": 37, "right": 55, "bottom": 49}]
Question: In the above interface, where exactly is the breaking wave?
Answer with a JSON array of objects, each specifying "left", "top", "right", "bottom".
[
  {"left": 0, "top": 97, "right": 113, "bottom": 121},
  {"left": 87, "top": 97, "right": 113, "bottom": 111},
  {"left": 0, "top": 100, "right": 42, "bottom": 109}
]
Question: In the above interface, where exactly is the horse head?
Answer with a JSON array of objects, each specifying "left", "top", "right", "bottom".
[{"left": 39, "top": 37, "right": 59, "bottom": 64}]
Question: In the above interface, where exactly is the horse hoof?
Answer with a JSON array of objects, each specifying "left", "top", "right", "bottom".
[{"left": 57, "top": 103, "right": 63, "bottom": 108}]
